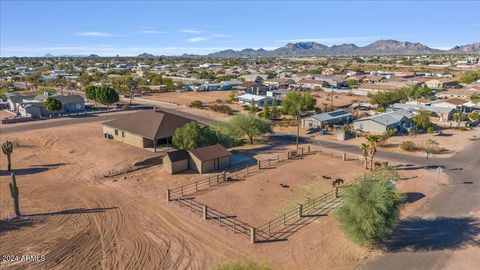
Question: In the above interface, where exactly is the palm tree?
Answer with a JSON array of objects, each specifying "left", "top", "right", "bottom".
[
  {"left": 366, "top": 135, "right": 380, "bottom": 171},
  {"left": 360, "top": 143, "right": 369, "bottom": 170},
  {"left": 282, "top": 92, "right": 316, "bottom": 148}
]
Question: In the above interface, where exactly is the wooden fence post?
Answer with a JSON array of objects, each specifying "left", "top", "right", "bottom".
[
  {"left": 301, "top": 148, "right": 304, "bottom": 156},
  {"left": 166, "top": 189, "right": 171, "bottom": 202},
  {"left": 335, "top": 187, "right": 339, "bottom": 198},
  {"left": 216, "top": 174, "right": 219, "bottom": 184},
  {"left": 195, "top": 181, "right": 198, "bottom": 191},
  {"left": 287, "top": 151, "right": 290, "bottom": 160},
  {"left": 250, "top": 228, "right": 256, "bottom": 244},
  {"left": 298, "top": 204, "right": 303, "bottom": 218},
  {"left": 342, "top": 153, "right": 347, "bottom": 161},
  {"left": 268, "top": 159, "right": 271, "bottom": 167},
  {"left": 257, "top": 160, "right": 261, "bottom": 170},
  {"left": 277, "top": 155, "right": 280, "bottom": 165},
  {"left": 203, "top": 206, "right": 208, "bottom": 220},
  {"left": 223, "top": 171, "right": 226, "bottom": 181},
  {"left": 308, "top": 145, "right": 310, "bottom": 153},
  {"left": 181, "top": 186, "right": 184, "bottom": 197}
]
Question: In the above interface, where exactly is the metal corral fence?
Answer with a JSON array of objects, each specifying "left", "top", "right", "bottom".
[
  {"left": 166, "top": 145, "right": 365, "bottom": 244},
  {"left": 253, "top": 180, "right": 358, "bottom": 243},
  {"left": 172, "top": 197, "right": 264, "bottom": 240},
  {"left": 166, "top": 146, "right": 313, "bottom": 201},
  {"left": 317, "top": 148, "right": 363, "bottom": 166}
]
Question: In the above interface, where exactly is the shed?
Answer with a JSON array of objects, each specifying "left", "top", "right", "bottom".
[
  {"left": 189, "top": 144, "right": 232, "bottom": 174},
  {"left": 162, "top": 150, "right": 189, "bottom": 174}
]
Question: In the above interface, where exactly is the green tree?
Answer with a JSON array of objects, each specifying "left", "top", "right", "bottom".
[
  {"left": 346, "top": 78, "right": 359, "bottom": 86},
  {"left": 282, "top": 92, "right": 316, "bottom": 148},
  {"left": 172, "top": 122, "right": 218, "bottom": 150},
  {"left": 96, "top": 86, "right": 119, "bottom": 109},
  {"left": 85, "top": 85, "right": 97, "bottom": 103},
  {"left": 470, "top": 92, "right": 480, "bottom": 104},
  {"left": 227, "top": 115, "right": 272, "bottom": 144},
  {"left": 458, "top": 71, "right": 480, "bottom": 84},
  {"left": 44, "top": 97, "right": 62, "bottom": 112},
  {"left": 412, "top": 110, "right": 432, "bottom": 130},
  {"left": 335, "top": 175, "right": 405, "bottom": 245},
  {"left": 467, "top": 111, "right": 480, "bottom": 122}
]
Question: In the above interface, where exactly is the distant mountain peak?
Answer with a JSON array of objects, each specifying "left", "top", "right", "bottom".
[{"left": 206, "top": 39, "right": 480, "bottom": 57}]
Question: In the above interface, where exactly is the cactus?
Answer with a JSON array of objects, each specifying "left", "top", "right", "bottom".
[
  {"left": 9, "top": 173, "right": 20, "bottom": 216},
  {"left": 2, "top": 140, "right": 14, "bottom": 171}
]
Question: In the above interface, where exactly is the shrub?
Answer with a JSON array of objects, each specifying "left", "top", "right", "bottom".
[
  {"left": 400, "top": 141, "right": 417, "bottom": 152},
  {"left": 190, "top": 100, "right": 203, "bottom": 108},
  {"left": 335, "top": 177, "right": 405, "bottom": 245},
  {"left": 209, "top": 104, "right": 233, "bottom": 115},
  {"left": 427, "top": 126, "right": 434, "bottom": 133},
  {"left": 216, "top": 99, "right": 223, "bottom": 104}
]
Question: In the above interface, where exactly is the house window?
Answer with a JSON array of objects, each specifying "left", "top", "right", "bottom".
[
  {"left": 115, "top": 129, "right": 118, "bottom": 136},
  {"left": 122, "top": 131, "right": 125, "bottom": 138}
]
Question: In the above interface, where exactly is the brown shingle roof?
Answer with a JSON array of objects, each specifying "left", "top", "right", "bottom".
[
  {"left": 445, "top": 98, "right": 468, "bottom": 106},
  {"left": 189, "top": 144, "right": 231, "bottom": 162},
  {"left": 164, "top": 149, "right": 189, "bottom": 162},
  {"left": 103, "top": 110, "right": 198, "bottom": 139}
]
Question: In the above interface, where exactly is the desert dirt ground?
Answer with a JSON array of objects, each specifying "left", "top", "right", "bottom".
[
  {"left": 0, "top": 119, "right": 446, "bottom": 270},
  {"left": 310, "top": 92, "right": 369, "bottom": 109}
]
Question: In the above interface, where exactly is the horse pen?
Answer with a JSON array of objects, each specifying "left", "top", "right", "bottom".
[{"left": 166, "top": 145, "right": 366, "bottom": 243}]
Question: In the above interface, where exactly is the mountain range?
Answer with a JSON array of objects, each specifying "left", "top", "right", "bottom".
[{"left": 207, "top": 40, "right": 480, "bottom": 57}]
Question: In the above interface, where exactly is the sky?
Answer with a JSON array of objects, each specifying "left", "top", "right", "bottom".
[{"left": 1, "top": 0, "right": 479, "bottom": 56}]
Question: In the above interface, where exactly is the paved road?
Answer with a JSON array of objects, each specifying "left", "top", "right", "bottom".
[
  {"left": 1, "top": 102, "right": 215, "bottom": 135},
  {"left": 287, "top": 134, "right": 480, "bottom": 270}
]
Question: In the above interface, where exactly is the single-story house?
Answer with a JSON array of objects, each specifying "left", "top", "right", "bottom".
[
  {"left": 405, "top": 98, "right": 433, "bottom": 106},
  {"left": 302, "top": 109, "right": 353, "bottom": 128},
  {"left": 240, "top": 81, "right": 270, "bottom": 95},
  {"left": 237, "top": 93, "right": 274, "bottom": 108},
  {"left": 103, "top": 110, "right": 201, "bottom": 152},
  {"left": 18, "top": 102, "right": 48, "bottom": 118},
  {"left": 266, "top": 89, "right": 289, "bottom": 101},
  {"left": 6, "top": 94, "right": 35, "bottom": 111},
  {"left": 389, "top": 103, "right": 455, "bottom": 122},
  {"left": 163, "top": 144, "right": 232, "bottom": 174},
  {"left": 352, "top": 111, "right": 413, "bottom": 134},
  {"left": 430, "top": 98, "right": 469, "bottom": 109},
  {"left": 425, "top": 79, "right": 460, "bottom": 89},
  {"left": 162, "top": 149, "right": 189, "bottom": 174},
  {"left": 53, "top": 95, "right": 86, "bottom": 113}
]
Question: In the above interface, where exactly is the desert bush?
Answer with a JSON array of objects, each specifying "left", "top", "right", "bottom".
[
  {"left": 427, "top": 126, "right": 434, "bottom": 133},
  {"left": 335, "top": 177, "right": 405, "bottom": 245},
  {"left": 209, "top": 104, "right": 233, "bottom": 115},
  {"left": 216, "top": 99, "right": 223, "bottom": 104},
  {"left": 459, "top": 126, "right": 470, "bottom": 131},
  {"left": 190, "top": 100, "right": 203, "bottom": 108},
  {"left": 211, "top": 259, "right": 270, "bottom": 270},
  {"left": 400, "top": 141, "right": 417, "bottom": 152}
]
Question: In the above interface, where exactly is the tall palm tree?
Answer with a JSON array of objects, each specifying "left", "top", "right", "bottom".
[{"left": 360, "top": 143, "right": 369, "bottom": 170}]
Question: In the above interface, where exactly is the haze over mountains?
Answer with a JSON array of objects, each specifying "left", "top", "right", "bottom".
[{"left": 208, "top": 40, "right": 480, "bottom": 57}]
